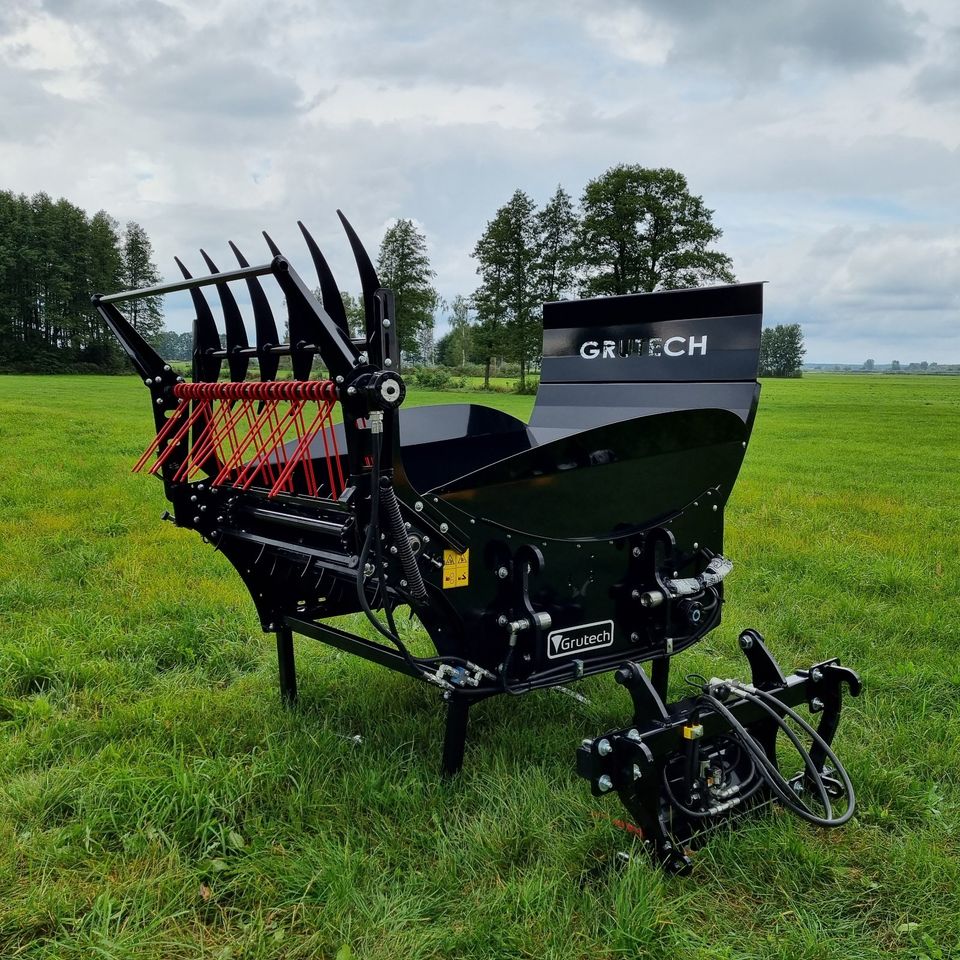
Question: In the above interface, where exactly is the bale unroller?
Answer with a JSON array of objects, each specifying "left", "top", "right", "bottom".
[{"left": 93, "top": 210, "right": 860, "bottom": 873}]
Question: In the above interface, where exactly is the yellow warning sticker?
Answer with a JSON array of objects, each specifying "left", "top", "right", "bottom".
[{"left": 442, "top": 549, "right": 470, "bottom": 589}]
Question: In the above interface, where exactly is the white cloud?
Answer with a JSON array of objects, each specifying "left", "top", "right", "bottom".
[{"left": 0, "top": 0, "right": 957, "bottom": 361}]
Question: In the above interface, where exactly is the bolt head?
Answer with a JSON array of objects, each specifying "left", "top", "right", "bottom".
[
  {"left": 597, "top": 775, "right": 613, "bottom": 793},
  {"left": 414, "top": 501, "right": 423, "bottom": 512},
  {"left": 439, "top": 522, "right": 449, "bottom": 533},
  {"left": 810, "top": 697, "right": 825, "bottom": 713},
  {"left": 811, "top": 667, "right": 824, "bottom": 683},
  {"left": 497, "top": 566, "right": 509, "bottom": 580},
  {"left": 632, "top": 546, "right": 641, "bottom": 557},
  {"left": 739, "top": 634, "right": 754, "bottom": 650},
  {"left": 597, "top": 738, "right": 612, "bottom": 757}
]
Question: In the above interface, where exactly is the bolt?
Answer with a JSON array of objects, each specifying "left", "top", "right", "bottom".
[
  {"left": 347, "top": 386, "right": 356, "bottom": 395},
  {"left": 810, "top": 697, "right": 825, "bottom": 713},
  {"left": 389, "top": 545, "right": 398, "bottom": 555},
  {"left": 414, "top": 501, "right": 423, "bottom": 512},
  {"left": 145, "top": 378, "right": 153, "bottom": 385},
  {"left": 627, "top": 728, "right": 641, "bottom": 741},
  {"left": 632, "top": 546, "right": 641, "bottom": 558},
  {"left": 712, "top": 504, "right": 718, "bottom": 512},
  {"left": 598, "top": 775, "right": 613, "bottom": 793},
  {"left": 163, "top": 365, "right": 171, "bottom": 372},
  {"left": 693, "top": 542, "right": 699, "bottom": 549},
  {"left": 439, "top": 522, "right": 449, "bottom": 533},
  {"left": 385, "top": 358, "right": 393, "bottom": 367},
  {"left": 631, "top": 589, "right": 640, "bottom": 599},
  {"left": 740, "top": 633, "right": 754, "bottom": 650},
  {"left": 597, "top": 738, "right": 612, "bottom": 757},
  {"left": 336, "top": 376, "right": 344, "bottom": 384},
  {"left": 497, "top": 566, "right": 509, "bottom": 580},
  {"left": 193, "top": 516, "right": 201, "bottom": 523},
  {"left": 630, "top": 632, "right": 639, "bottom": 642},
  {"left": 383, "top": 319, "right": 391, "bottom": 328},
  {"left": 155, "top": 398, "right": 164, "bottom": 406},
  {"left": 400, "top": 579, "right": 408, "bottom": 587},
  {"left": 811, "top": 667, "right": 824, "bottom": 683},
  {"left": 633, "top": 764, "right": 642, "bottom": 780},
  {"left": 190, "top": 495, "right": 198, "bottom": 502},
  {"left": 581, "top": 738, "right": 593, "bottom": 749}
]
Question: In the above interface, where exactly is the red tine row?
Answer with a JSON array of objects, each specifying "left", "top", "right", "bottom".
[{"left": 134, "top": 380, "right": 344, "bottom": 499}]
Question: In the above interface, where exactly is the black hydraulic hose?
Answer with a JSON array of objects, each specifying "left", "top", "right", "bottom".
[
  {"left": 738, "top": 683, "right": 857, "bottom": 826},
  {"left": 693, "top": 685, "right": 855, "bottom": 827},
  {"left": 703, "top": 688, "right": 835, "bottom": 821},
  {"left": 661, "top": 743, "right": 762, "bottom": 819}
]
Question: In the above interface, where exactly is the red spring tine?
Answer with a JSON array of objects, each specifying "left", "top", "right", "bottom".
[
  {"left": 133, "top": 399, "right": 188, "bottom": 473},
  {"left": 149, "top": 399, "right": 209, "bottom": 475},
  {"left": 182, "top": 394, "right": 248, "bottom": 483},
  {"left": 213, "top": 393, "right": 275, "bottom": 486},
  {"left": 236, "top": 400, "right": 296, "bottom": 491},
  {"left": 173, "top": 396, "right": 219, "bottom": 481},
  {"left": 269, "top": 400, "right": 327, "bottom": 497}
]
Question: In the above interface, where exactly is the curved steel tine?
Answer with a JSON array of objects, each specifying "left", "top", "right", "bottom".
[
  {"left": 262, "top": 230, "right": 282, "bottom": 258},
  {"left": 336, "top": 209, "right": 380, "bottom": 319},
  {"left": 174, "top": 256, "right": 222, "bottom": 383},
  {"left": 298, "top": 220, "right": 349, "bottom": 337},
  {"left": 200, "top": 248, "right": 249, "bottom": 383},
  {"left": 229, "top": 240, "right": 279, "bottom": 383},
  {"left": 263, "top": 230, "right": 312, "bottom": 380}
]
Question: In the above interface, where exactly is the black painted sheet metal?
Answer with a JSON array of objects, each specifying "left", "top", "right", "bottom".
[
  {"left": 432, "top": 408, "right": 750, "bottom": 541},
  {"left": 528, "top": 381, "right": 761, "bottom": 442},
  {"left": 540, "top": 282, "right": 763, "bottom": 385}
]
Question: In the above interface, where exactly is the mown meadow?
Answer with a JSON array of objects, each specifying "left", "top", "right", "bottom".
[{"left": 0, "top": 374, "right": 958, "bottom": 959}]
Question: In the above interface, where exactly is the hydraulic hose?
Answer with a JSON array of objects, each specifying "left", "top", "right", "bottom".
[{"left": 682, "top": 681, "right": 856, "bottom": 827}]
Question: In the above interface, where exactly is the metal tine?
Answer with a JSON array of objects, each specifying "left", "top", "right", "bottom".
[
  {"left": 174, "top": 256, "right": 222, "bottom": 384},
  {"left": 262, "top": 230, "right": 313, "bottom": 381},
  {"left": 336, "top": 210, "right": 380, "bottom": 348},
  {"left": 228, "top": 240, "right": 280, "bottom": 383},
  {"left": 200, "top": 249, "right": 249, "bottom": 384},
  {"left": 297, "top": 220, "right": 349, "bottom": 338}
]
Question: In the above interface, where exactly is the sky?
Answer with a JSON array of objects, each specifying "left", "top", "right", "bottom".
[{"left": 1, "top": 0, "right": 958, "bottom": 363}]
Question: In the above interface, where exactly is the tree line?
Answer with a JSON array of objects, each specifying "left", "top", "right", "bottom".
[
  {"left": 375, "top": 167, "right": 739, "bottom": 387},
  {"left": 1, "top": 166, "right": 806, "bottom": 379},
  {"left": 0, "top": 190, "right": 162, "bottom": 372}
]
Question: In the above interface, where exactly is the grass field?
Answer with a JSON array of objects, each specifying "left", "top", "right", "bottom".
[{"left": 1, "top": 373, "right": 958, "bottom": 959}]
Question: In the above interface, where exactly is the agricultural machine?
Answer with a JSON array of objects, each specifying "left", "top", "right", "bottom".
[{"left": 92, "top": 212, "right": 860, "bottom": 873}]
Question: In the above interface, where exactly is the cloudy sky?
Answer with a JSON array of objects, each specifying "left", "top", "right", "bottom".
[{"left": 1, "top": 0, "right": 958, "bottom": 362}]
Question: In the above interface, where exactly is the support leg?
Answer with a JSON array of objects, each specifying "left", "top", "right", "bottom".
[
  {"left": 276, "top": 624, "right": 297, "bottom": 706},
  {"left": 441, "top": 697, "right": 470, "bottom": 777},
  {"left": 651, "top": 657, "right": 670, "bottom": 702}
]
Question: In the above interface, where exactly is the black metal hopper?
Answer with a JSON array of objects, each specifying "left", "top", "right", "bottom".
[{"left": 92, "top": 213, "right": 859, "bottom": 873}]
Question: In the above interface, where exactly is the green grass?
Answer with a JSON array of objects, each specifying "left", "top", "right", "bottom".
[{"left": 0, "top": 373, "right": 958, "bottom": 959}]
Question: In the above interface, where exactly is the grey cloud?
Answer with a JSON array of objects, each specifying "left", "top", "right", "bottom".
[
  {"left": 123, "top": 52, "right": 303, "bottom": 118},
  {"left": 605, "top": 0, "right": 924, "bottom": 76},
  {"left": 911, "top": 27, "right": 960, "bottom": 102}
]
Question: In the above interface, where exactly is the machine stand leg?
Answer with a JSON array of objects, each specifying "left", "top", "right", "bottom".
[
  {"left": 441, "top": 697, "right": 470, "bottom": 777},
  {"left": 276, "top": 624, "right": 297, "bottom": 706}
]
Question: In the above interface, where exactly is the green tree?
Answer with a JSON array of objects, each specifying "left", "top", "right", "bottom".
[
  {"left": 579, "top": 165, "right": 734, "bottom": 296},
  {"left": 442, "top": 295, "right": 473, "bottom": 368},
  {"left": 759, "top": 324, "right": 805, "bottom": 377},
  {"left": 891, "top": 360, "right": 901, "bottom": 371},
  {"left": 376, "top": 219, "right": 438, "bottom": 356},
  {"left": 863, "top": 358, "right": 875, "bottom": 371},
  {"left": 472, "top": 190, "right": 542, "bottom": 388},
  {"left": 121, "top": 221, "right": 163, "bottom": 342},
  {"left": 537, "top": 185, "right": 580, "bottom": 301}
]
